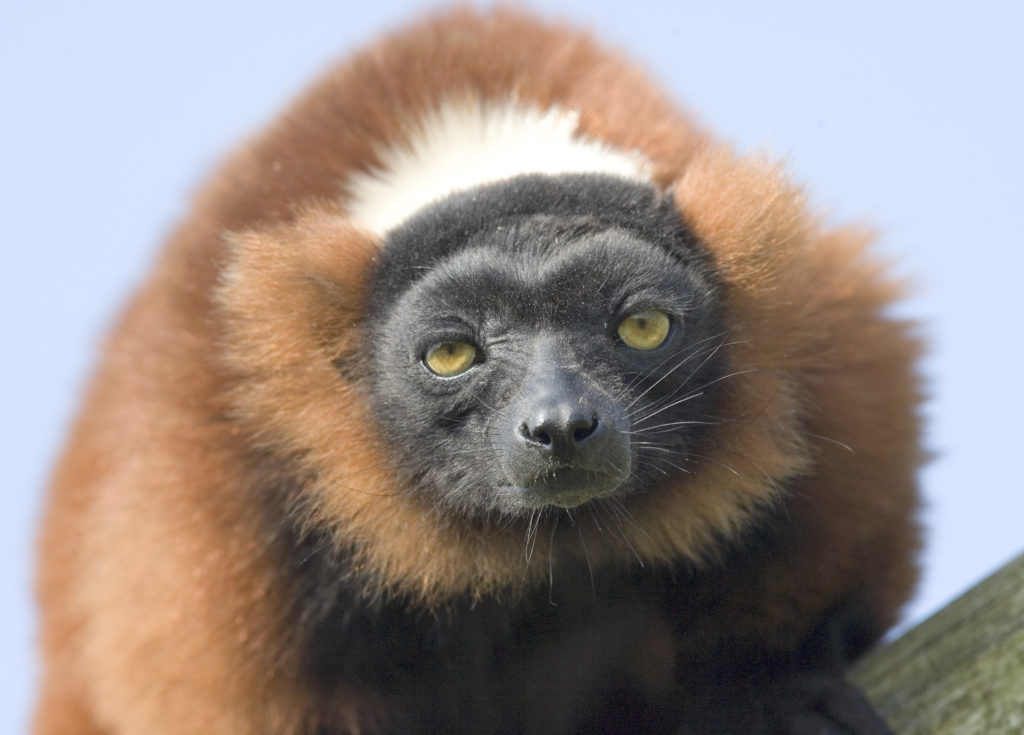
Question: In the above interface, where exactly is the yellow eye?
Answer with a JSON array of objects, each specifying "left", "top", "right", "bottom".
[
  {"left": 617, "top": 310, "right": 671, "bottom": 350},
  {"left": 424, "top": 341, "right": 478, "bottom": 376}
]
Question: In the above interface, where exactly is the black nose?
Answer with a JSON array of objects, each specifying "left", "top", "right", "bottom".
[
  {"left": 519, "top": 408, "right": 600, "bottom": 460},
  {"left": 499, "top": 360, "right": 631, "bottom": 508}
]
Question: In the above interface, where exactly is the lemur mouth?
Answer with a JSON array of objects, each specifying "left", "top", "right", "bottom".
[{"left": 504, "top": 466, "right": 629, "bottom": 510}]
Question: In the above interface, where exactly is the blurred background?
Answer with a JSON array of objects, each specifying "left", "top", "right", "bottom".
[{"left": 4, "top": 1, "right": 1022, "bottom": 730}]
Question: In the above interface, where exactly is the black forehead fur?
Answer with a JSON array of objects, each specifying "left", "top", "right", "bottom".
[{"left": 367, "top": 173, "right": 716, "bottom": 312}]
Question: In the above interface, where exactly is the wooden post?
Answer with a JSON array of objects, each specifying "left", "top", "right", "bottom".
[{"left": 851, "top": 552, "right": 1024, "bottom": 733}]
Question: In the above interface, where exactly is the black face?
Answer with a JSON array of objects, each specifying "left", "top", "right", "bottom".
[{"left": 365, "top": 174, "right": 725, "bottom": 520}]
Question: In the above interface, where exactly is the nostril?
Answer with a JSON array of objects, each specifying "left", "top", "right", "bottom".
[
  {"left": 572, "top": 417, "right": 598, "bottom": 444},
  {"left": 520, "top": 422, "right": 552, "bottom": 447}
]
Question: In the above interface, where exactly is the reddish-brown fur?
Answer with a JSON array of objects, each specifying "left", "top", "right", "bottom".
[{"left": 36, "top": 8, "right": 922, "bottom": 734}]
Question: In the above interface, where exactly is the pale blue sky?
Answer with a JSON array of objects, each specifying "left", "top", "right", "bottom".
[{"left": 4, "top": 1, "right": 1022, "bottom": 731}]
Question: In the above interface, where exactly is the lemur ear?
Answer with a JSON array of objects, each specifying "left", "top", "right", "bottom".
[
  {"left": 219, "top": 207, "right": 377, "bottom": 350},
  {"left": 672, "top": 146, "right": 904, "bottom": 374},
  {"left": 215, "top": 207, "right": 378, "bottom": 450}
]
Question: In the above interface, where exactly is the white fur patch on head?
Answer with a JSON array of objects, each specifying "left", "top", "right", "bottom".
[{"left": 345, "top": 100, "right": 654, "bottom": 234}]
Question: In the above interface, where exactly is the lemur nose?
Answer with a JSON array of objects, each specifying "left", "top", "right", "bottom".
[{"left": 519, "top": 408, "right": 600, "bottom": 460}]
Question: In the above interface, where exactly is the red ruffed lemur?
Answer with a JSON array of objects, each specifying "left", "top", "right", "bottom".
[{"left": 36, "top": 7, "right": 923, "bottom": 734}]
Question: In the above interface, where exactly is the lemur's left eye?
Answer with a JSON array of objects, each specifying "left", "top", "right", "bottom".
[{"left": 617, "top": 310, "right": 671, "bottom": 350}]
